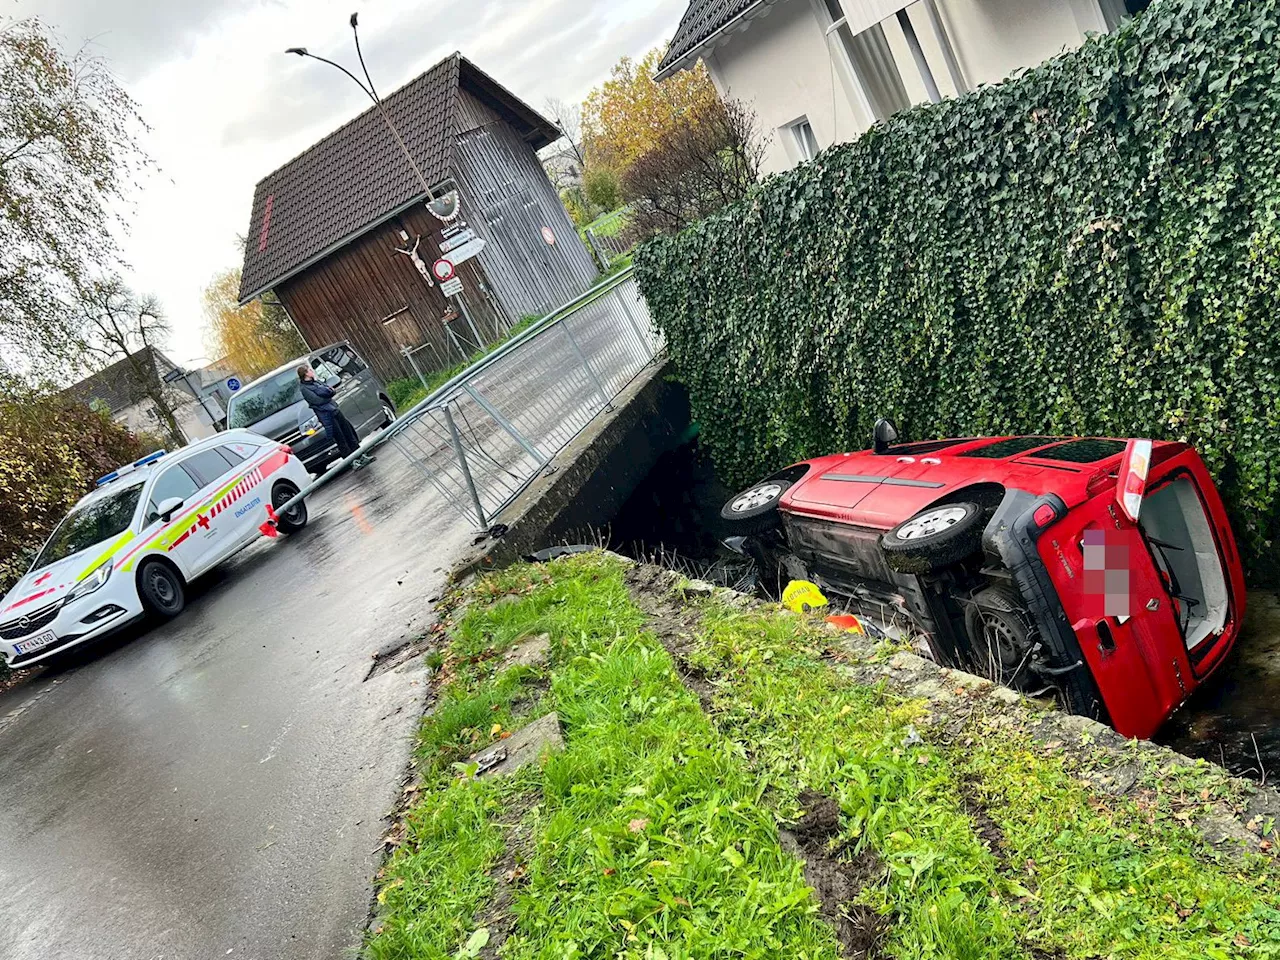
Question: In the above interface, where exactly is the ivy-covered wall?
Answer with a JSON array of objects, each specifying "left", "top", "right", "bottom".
[{"left": 635, "top": 0, "right": 1280, "bottom": 580}]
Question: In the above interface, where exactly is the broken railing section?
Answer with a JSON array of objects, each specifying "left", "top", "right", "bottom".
[{"left": 260, "top": 267, "right": 661, "bottom": 537}]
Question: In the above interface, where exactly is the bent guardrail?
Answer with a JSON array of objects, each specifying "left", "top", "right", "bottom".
[{"left": 261, "top": 266, "right": 660, "bottom": 535}]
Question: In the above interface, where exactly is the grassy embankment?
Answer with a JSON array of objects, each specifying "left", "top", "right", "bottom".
[{"left": 366, "top": 553, "right": 1279, "bottom": 959}]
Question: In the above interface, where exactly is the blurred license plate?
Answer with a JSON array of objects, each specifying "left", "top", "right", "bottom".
[{"left": 14, "top": 631, "right": 57, "bottom": 655}]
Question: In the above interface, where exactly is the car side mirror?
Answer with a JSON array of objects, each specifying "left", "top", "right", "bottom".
[
  {"left": 157, "top": 497, "right": 185, "bottom": 522},
  {"left": 873, "top": 418, "right": 899, "bottom": 455},
  {"left": 325, "top": 374, "right": 342, "bottom": 388}
]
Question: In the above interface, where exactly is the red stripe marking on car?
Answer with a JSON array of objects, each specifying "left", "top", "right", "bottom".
[
  {"left": 116, "top": 448, "right": 283, "bottom": 568},
  {"left": 5, "top": 587, "right": 56, "bottom": 612}
]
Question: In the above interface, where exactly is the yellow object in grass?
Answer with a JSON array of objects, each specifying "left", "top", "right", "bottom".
[{"left": 782, "top": 580, "right": 829, "bottom": 613}]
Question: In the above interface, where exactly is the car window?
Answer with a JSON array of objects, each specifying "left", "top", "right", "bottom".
[
  {"left": 223, "top": 439, "right": 264, "bottom": 460},
  {"left": 183, "top": 450, "right": 237, "bottom": 488},
  {"left": 320, "top": 344, "right": 367, "bottom": 378},
  {"left": 146, "top": 467, "right": 200, "bottom": 524},
  {"left": 1027, "top": 439, "right": 1128, "bottom": 464},
  {"left": 216, "top": 445, "right": 246, "bottom": 467},
  {"left": 35, "top": 483, "right": 146, "bottom": 569},
  {"left": 959, "top": 437, "right": 1058, "bottom": 459},
  {"left": 227, "top": 371, "right": 303, "bottom": 428}
]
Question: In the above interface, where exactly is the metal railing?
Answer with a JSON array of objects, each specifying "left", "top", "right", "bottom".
[{"left": 378, "top": 265, "right": 660, "bottom": 528}]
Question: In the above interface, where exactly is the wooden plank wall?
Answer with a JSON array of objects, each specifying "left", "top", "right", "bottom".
[{"left": 276, "top": 202, "right": 505, "bottom": 383}]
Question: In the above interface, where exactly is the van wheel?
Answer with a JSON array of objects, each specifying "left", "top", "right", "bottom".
[
  {"left": 881, "top": 501, "right": 984, "bottom": 574},
  {"left": 139, "top": 561, "right": 185, "bottom": 618},
  {"left": 720, "top": 467, "right": 809, "bottom": 535},
  {"left": 381, "top": 397, "right": 397, "bottom": 426},
  {"left": 964, "top": 588, "right": 1033, "bottom": 684},
  {"left": 272, "top": 481, "right": 308, "bottom": 534}
]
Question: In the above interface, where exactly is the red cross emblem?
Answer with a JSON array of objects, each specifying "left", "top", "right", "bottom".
[
  {"left": 196, "top": 513, "right": 211, "bottom": 531},
  {"left": 34, "top": 573, "right": 51, "bottom": 586}
]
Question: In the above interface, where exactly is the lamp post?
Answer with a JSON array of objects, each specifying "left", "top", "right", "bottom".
[{"left": 285, "top": 13, "right": 436, "bottom": 201}]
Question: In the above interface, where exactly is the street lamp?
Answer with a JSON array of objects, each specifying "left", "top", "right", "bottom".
[{"left": 285, "top": 13, "right": 436, "bottom": 201}]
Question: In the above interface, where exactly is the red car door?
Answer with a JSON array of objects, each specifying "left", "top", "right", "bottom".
[{"left": 1038, "top": 487, "right": 1189, "bottom": 740}]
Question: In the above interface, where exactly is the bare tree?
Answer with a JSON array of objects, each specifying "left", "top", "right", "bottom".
[
  {"left": 621, "top": 97, "right": 767, "bottom": 239},
  {"left": 541, "top": 96, "right": 587, "bottom": 190},
  {"left": 76, "top": 278, "right": 185, "bottom": 446}
]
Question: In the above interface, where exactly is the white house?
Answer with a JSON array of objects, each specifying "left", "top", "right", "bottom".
[{"left": 656, "top": 0, "right": 1152, "bottom": 174}]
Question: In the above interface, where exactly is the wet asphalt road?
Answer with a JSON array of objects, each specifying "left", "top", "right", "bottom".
[{"left": 0, "top": 450, "right": 473, "bottom": 960}]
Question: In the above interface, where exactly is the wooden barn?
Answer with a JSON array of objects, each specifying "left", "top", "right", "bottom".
[{"left": 237, "top": 53, "right": 599, "bottom": 382}]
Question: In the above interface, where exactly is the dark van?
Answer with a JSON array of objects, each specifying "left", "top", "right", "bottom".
[{"left": 225, "top": 343, "right": 397, "bottom": 475}]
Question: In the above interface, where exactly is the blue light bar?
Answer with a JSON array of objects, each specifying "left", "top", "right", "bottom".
[{"left": 95, "top": 450, "right": 167, "bottom": 487}]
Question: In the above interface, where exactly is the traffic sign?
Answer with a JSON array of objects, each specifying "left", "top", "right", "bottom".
[
  {"left": 226, "top": 377, "right": 242, "bottom": 393},
  {"left": 444, "top": 237, "right": 486, "bottom": 266},
  {"left": 441, "top": 277, "right": 464, "bottom": 297},
  {"left": 541, "top": 226, "right": 556, "bottom": 246},
  {"left": 432, "top": 258, "right": 455, "bottom": 282},
  {"left": 440, "top": 228, "right": 476, "bottom": 253}
]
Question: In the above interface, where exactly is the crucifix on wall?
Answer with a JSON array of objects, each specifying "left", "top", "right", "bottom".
[{"left": 394, "top": 230, "right": 435, "bottom": 287}]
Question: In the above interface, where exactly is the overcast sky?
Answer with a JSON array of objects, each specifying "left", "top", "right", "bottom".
[{"left": 14, "top": 0, "right": 687, "bottom": 368}]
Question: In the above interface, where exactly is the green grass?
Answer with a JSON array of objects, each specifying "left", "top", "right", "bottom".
[{"left": 366, "top": 555, "right": 1280, "bottom": 959}]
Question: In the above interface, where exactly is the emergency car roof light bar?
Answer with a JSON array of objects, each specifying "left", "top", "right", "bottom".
[
  {"left": 134, "top": 450, "right": 167, "bottom": 468},
  {"left": 96, "top": 450, "right": 168, "bottom": 487},
  {"left": 1117, "top": 439, "right": 1153, "bottom": 523}
]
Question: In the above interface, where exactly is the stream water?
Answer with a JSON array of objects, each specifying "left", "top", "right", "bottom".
[{"left": 603, "top": 438, "right": 1280, "bottom": 783}]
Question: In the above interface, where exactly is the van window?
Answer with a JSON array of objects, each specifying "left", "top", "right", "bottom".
[
  {"left": 182, "top": 450, "right": 238, "bottom": 487},
  {"left": 319, "top": 344, "right": 367, "bottom": 379},
  {"left": 227, "top": 371, "right": 303, "bottom": 428},
  {"left": 147, "top": 467, "right": 200, "bottom": 524}
]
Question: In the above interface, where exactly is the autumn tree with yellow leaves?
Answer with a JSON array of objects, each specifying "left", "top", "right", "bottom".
[
  {"left": 202, "top": 268, "right": 306, "bottom": 380},
  {"left": 580, "top": 48, "right": 720, "bottom": 179}
]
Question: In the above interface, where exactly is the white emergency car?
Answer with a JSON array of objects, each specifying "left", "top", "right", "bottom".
[{"left": 0, "top": 430, "right": 312, "bottom": 669}]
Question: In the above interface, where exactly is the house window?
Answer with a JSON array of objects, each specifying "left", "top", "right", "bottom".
[
  {"left": 788, "top": 118, "right": 822, "bottom": 161},
  {"left": 1099, "top": 0, "right": 1152, "bottom": 30}
]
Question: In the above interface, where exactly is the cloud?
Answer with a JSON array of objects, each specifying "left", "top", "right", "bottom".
[
  {"left": 218, "top": 0, "right": 676, "bottom": 153},
  {"left": 13, "top": 0, "right": 279, "bottom": 83}
]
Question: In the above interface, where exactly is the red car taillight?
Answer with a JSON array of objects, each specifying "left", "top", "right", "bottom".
[{"left": 280, "top": 444, "right": 294, "bottom": 455}]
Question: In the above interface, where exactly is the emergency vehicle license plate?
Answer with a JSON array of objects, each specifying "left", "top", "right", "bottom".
[{"left": 14, "top": 631, "right": 57, "bottom": 655}]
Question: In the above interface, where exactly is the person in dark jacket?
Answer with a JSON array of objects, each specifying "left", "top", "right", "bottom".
[{"left": 297, "top": 365, "right": 376, "bottom": 470}]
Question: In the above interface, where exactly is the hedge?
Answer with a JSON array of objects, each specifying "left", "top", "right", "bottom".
[{"left": 635, "top": 0, "right": 1280, "bottom": 581}]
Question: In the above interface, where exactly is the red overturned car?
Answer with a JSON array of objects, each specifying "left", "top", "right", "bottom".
[{"left": 722, "top": 422, "right": 1245, "bottom": 739}]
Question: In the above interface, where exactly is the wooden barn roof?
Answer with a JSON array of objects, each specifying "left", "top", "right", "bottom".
[{"left": 238, "top": 53, "right": 558, "bottom": 304}]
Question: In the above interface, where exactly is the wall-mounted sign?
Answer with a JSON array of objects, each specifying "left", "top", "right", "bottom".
[
  {"left": 541, "top": 226, "right": 556, "bottom": 246},
  {"left": 432, "top": 258, "right": 456, "bottom": 282},
  {"left": 440, "top": 276, "right": 464, "bottom": 297},
  {"left": 427, "top": 189, "right": 461, "bottom": 223},
  {"left": 444, "top": 237, "right": 487, "bottom": 266},
  {"left": 440, "top": 229, "right": 477, "bottom": 254}
]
